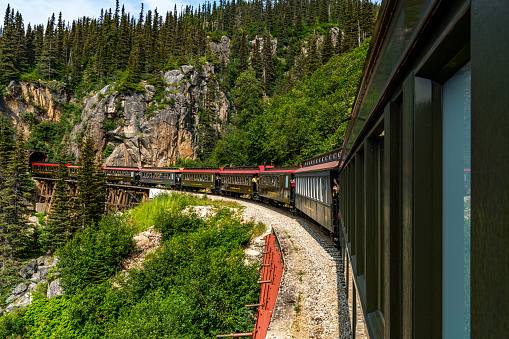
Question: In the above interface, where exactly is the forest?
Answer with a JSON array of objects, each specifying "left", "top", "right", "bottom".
[{"left": 0, "top": 0, "right": 376, "bottom": 165}]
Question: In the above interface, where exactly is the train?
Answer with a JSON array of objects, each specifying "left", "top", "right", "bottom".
[{"left": 31, "top": 148, "right": 342, "bottom": 240}]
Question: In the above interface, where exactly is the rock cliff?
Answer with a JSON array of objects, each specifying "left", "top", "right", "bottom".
[
  {"left": 0, "top": 80, "right": 70, "bottom": 139},
  {"left": 0, "top": 63, "right": 232, "bottom": 167}
]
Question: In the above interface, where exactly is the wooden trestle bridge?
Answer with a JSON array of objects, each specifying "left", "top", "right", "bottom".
[{"left": 33, "top": 177, "right": 150, "bottom": 214}]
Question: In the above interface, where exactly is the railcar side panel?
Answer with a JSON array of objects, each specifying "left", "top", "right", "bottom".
[
  {"left": 181, "top": 173, "right": 216, "bottom": 190},
  {"left": 295, "top": 170, "right": 335, "bottom": 232},
  {"left": 140, "top": 171, "right": 176, "bottom": 186},
  {"left": 259, "top": 173, "right": 292, "bottom": 204},
  {"left": 221, "top": 174, "right": 253, "bottom": 195}
]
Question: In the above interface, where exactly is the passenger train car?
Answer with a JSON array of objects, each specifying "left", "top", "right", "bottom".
[
  {"left": 258, "top": 166, "right": 299, "bottom": 206},
  {"left": 29, "top": 153, "right": 342, "bottom": 239},
  {"left": 294, "top": 150, "right": 340, "bottom": 236},
  {"left": 139, "top": 167, "right": 180, "bottom": 186}
]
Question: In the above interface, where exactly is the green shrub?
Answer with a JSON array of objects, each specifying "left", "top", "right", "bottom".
[
  {"left": 22, "top": 293, "right": 76, "bottom": 339},
  {"left": 5, "top": 194, "right": 258, "bottom": 338},
  {"left": 124, "top": 207, "right": 259, "bottom": 336},
  {"left": 153, "top": 208, "right": 205, "bottom": 240},
  {"left": 57, "top": 215, "right": 135, "bottom": 295},
  {"left": 0, "top": 308, "right": 26, "bottom": 338},
  {"left": 102, "top": 144, "right": 114, "bottom": 158},
  {"left": 102, "top": 118, "right": 117, "bottom": 131}
]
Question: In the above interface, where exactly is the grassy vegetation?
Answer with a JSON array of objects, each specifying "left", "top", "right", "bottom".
[
  {"left": 129, "top": 192, "right": 240, "bottom": 233},
  {"left": 0, "top": 193, "right": 260, "bottom": 338}
]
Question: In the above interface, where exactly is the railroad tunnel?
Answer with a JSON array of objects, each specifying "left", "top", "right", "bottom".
[{"left": 27, "top": 150, "right": 49, "bottom": 165}]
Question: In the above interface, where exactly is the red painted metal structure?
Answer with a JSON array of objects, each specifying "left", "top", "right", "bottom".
[
  {"left": 253, "top": 234, "right": 284, "bottom": 338},
  {"left": 217, "top": 234, "right": 284, "bottom": 338}
]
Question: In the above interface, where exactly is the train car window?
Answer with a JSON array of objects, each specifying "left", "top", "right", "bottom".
[
  {"left": 443, "top": 61, "right": 471, "bottom": 337},
  {"left": 320, "top": 178, "right": 323, "bottom": 202},
  {"left": 286, "top": 176, "right": 289, "bottom": 188}
]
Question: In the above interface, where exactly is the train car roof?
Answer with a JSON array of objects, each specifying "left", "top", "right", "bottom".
[
  {"left": 139, "top": 168, "right": 182, "bottom": 173},
  {"left": 181, "top": 168, "right": 221, "bottom": 173},
  {"left": 260, "top": 166, "right": 300, "bottom": 174},
  {"left": 221, "top": 170, "right": 260, "bottom": 174},
  {"left": 294, "top": 160, "right": 339, "bottom": 173},
  {"left": 32, "top": 162, "right": 59, "bottom": 166},
  {"left": 103, "top": 167, "right": 140, "bottom": 171}
]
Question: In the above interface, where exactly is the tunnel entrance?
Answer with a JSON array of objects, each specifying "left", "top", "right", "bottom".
[{"left": 27, "top": 150, "right": 49, "bottom": 165}]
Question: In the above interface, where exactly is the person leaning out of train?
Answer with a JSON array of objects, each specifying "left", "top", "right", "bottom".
[
  {"left": 333, "top": 178, "right": 339, "bottom": 197},
  {"left": 252, "top": 176, "right": 259, "bottom": 191}
]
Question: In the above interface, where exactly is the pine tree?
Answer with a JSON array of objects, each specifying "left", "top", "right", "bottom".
[
  {"left": 306, "top": 33, "right": 320, "bottom": 75},
  {"left": 265, "top": 0, "right": 273, "bottom": 33},
  {"left": 39, "top": 13, "right": 58, "bottom": 79},
  {"left": 0, "top": 137, "right": 34, "bottom": 267},
  {"left": 0, "top": 7, "right": 18, "bottom": 85},
  {"left": 76, "top": 136, "right": 106, "bottom": 229},
  {"left": 13, "top": 11, "right": 28, "bottom": 75},
  {"left": 197, "top": 88, "right": 219, "bottom": 161},
  {"left": 322, "top": 28, "right": 334, "bottom": 64},
  {"left": 287, "top": 38, "right": 296, "bottom": 69},
  {"left": 237, "top": 31, "right": 249, "bottom": 73},
  {"left": 42, "top": 145, "right": 74, "bottom": 252}
]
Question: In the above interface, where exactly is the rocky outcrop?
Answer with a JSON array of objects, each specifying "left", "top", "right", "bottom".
[
  {"left": 2, "top": 256, "right": 61, "bottom": 314},
  {"left": 209, "top": 35, "right": 231, "bottom": 64},
  {"left": 70, "top": 63, "right": 231, "bottom": 167},
  {"left": 0, "top": 80, "right": 70, "bottom": 139},
  {"left": 0, "top": 63, "right": 231, "bottom": 167},
  {"left": 47, "top": 279, "right": 64, "bottom": 299}
]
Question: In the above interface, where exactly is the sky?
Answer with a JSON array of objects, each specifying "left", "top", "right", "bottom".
[
  {"left": 4, "top": 0, "right": 382, "bottom": 27},
  {"left": 4, "top": 0, "right": 200, "bottom": 27}
]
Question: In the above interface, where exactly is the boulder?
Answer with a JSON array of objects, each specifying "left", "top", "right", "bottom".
[
  {"left": 27, "top": 259, "right": 38, "bottom": 272},
  {"left": 19, "top": 259, "right": 38, "bottom": 278},
  {"left": 30, "top": 272, "right": 40, "bottom": 283},
  {"left": 5, "top": 294, "right": 18, "bottom": 304},
  {"left": 163, "top": 70, "right": 185, "bottom": 85},
  {"left": 38, "top": 266, "right": 50, "bottom": 280},
  {"left": 181, "top": 65, "right": 194, "bottom": 74},
  {"left": 12, "top": 283, "right": 27, "bottom": 295},
  {"left": 36, "top": 256, "right": 45, "bottom": 265},
  {"left": 19, "top": 268, "right": 30, "bottom": 279},
  {"left": 47, "top": 279, "right": 64, "bottom": 299},
  {"left": 28, "top": 283, "right": 38, "bottom": 292},
  {"left": 5, "top": 293, "right": 32, "bottom": 313}
]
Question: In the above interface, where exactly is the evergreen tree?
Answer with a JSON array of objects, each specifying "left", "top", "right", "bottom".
[
  {"left": 42, "top": 145, "right": 74, "bottom": 252},
  {"left": 306, "top": 33, "right": 320, "bottom": 75},
  {"left": 0, "top": 6, "right": 18, "bottom": 85},
  {"left": 343, "top": 0, "right": 357, "bottom": 52},
  {"left": 287, "top": 38, "right": 296, "bottom": 69},
  {"left": 118, "top": 42, "right": 141, "bottom": 92},
  {"left": 0, "top": 137, "right": 34, "bottom": 267},
  {"left": 237, "top": 31, "right": 249, "bottom": 73},
  {"left": 13, "top": 11, "right": 28, "bottom": 75},
  {"left": 251, "top": 38, "right": 263, "bottom": 80},
  {"left": 322, "top": 28, "right": 334, "bottom": 64},
  {"left": 39, "top": 13, "right": 58, "bottom": 79},
  {"left": 76, "top": 136, "right": 106, "bottom": 229}
]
